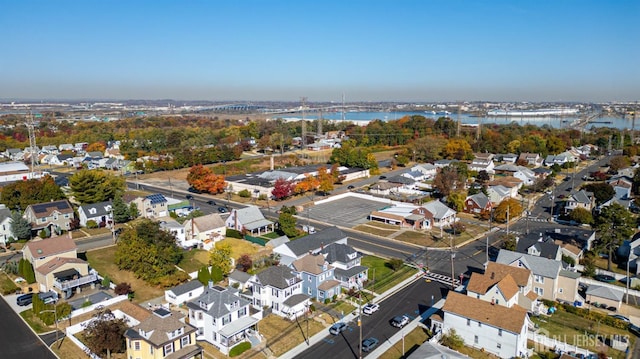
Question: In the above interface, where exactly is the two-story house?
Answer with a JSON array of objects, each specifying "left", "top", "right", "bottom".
[
  {"left": 165, "top": 280, "right": 204, "bottom": 306},
  {"left": 467, "top": 262, "right": 540, "bottom": 313},
  {"left": 496, "top": 249, "right": 580, "bottom": 303},
  {"left": 24, "top": 199, "right": 75, "bottom": 235},
  {"left": 517, "top": 152, "right": 542, "bottom": 167},
  {"left": 187, "top": 284, "right": 259, "bottom": 355},
  {"left": 411, "top": 163, "right": 437, "bottom": 179},
  {"left": 469, "top": 153, "right": 495, "bottom": 174},
  {"left": 273, "top": 226, "right": 348, "bottom": 265},
  {"left": 225, "top": 205, "right": 275, "bottom": 236},
  {"left": 125, "top": 308, "right": 202, "bottom": 359},
  {"left": 291, "top": 253, "right": 341, "bottom": 302},
  {"left": 442, "top": 292, "right": 529, "bottom": 358},
  {"left": 320, "top": 243, "right": 368, "bottom": 289},
  {"left": 22, "top": 234, "right": 97, "bottom": 294},
  {"left": 133, "top": 194, "right": 168, "bottom": 219},
  {"left": 159, "top": 219, "right": 188, "bottom": 248},
  {"left": 77, "top": 201, "right": 112, "bottom": 228},
  {"left": 564, "top": 190, "right": 595, "bottom": 214},
  {"left": 184, "top": 213, "right": 226, "bottom": 250},
  {"left": 247, "top": 266, "right": 310, "bottom": 320},
  {"left": 0, "top": 204, "right": 12, "bottom": 247}
]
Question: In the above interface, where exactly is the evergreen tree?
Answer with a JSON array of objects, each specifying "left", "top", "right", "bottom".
[
  {"left": 128, "top": 203, "right": 139, "bottom": 219},
  {"left": 197, "top": 266, "right": 211, "bottom": 285},
  {"left": 69, "top": 169, "right": 125, "bottom": 204},
  {"left": 10, "top": 211, "right": 31, "bottom": 240},
  {"left": 112, "top": 195, "right": 130, "bottom": 223}
]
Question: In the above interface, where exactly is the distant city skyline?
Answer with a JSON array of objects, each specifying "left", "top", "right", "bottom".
[{"left": 1, "top": 1, "right": 638, "bottom": 103}]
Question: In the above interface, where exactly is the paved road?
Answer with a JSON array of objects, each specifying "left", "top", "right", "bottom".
[
  {"left": 298, "top": 280, "right": 448, "bottom": 359},
  {"left": 0, "top": 296, "right": 58, "bottom": 359}
]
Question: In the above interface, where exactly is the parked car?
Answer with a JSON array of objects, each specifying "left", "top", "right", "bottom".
[
  {"left": 610, "top": 314, "right": 630, "bottom": 323},
  {"left": 186, "top": 194, "right": 194, "bottom": 200},
  {"left": 218, "top": 207, "right": 227, "bottom": 213},
  {"left": 391, "top": 315, "right": 410, "bottom": 328},
  {"left": 362, "top": 303, "right": 380, "bottom": 315},
  {"left": 361, "top": 337, "right": 379, "bottom": 352},
  {"left": 594, "top": 274, "right": 616, "bottom": 283},
  {"left": 206, "top": 200, "right": 216, "bottom": 206},
  {"left": 16, "top": 293, "right": 34, "bottom": 306},
  {"left": 329, "top": 322, "right": 347, "bottom": 335},
  {"left": 347, "top": 185, "right": 355, "bottom": 189}
]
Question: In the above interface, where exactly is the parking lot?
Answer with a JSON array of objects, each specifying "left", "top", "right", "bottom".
[{"left": 307, "top": 196, "right": 391, "bottom": 228}]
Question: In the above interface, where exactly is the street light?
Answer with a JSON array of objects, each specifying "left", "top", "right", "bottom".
[{"left": 40, "top": 307, "right": 59, "bottom": 347}]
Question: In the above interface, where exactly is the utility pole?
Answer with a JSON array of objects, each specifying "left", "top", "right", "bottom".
[
  {"left": 358, "top": 295, "right": 363, "bottom": 359},
  {"left": 486, "top": 211, "right": 492, "bottom": 264},
  {"left": 506, "top": 205, "right": 510, "bottom": 236},
  {"left": 26, "top": 111, "right": 37, "bottom": 176},
  {"left": 450, "top": 234, "right": 456, "bottom": 289},
  {"left": 301, "top": 97, "right": 307, "bottom": 149},
  {"left": 456, "top": 103, "right": 461, "bottom": 138}
]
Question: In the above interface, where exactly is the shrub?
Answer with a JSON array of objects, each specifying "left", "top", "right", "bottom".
[
  {"left": 238, "top": 189, "right": 251, "bottom": 198},
  {"left": 226, "top": 229, "right": 243, "bottom": 239},
  {"left": 114, "top": 282, "right": 132, "bottom": 295},
  {"left": 101, "top": 276, "right": 111, "bottom": 289},
  {"left": 229, "top": 342, "right": 251, "bottom": 357},
  {"left": 387, "top": 258, "right": 404, "bottom": 271},
  {"left": 324, "top": 298, "right": 331, "bottom": 304},
  {"left": 86, "top": 220, "right": 99, "bottom": 229},
  {"left": 332, "top": 294, "right": 338, "bottom": 302},
  {"left": 82, "top": 300, "right": 93, "bottom": 308}
]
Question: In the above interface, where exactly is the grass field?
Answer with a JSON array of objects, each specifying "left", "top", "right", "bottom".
[
  {"left": 217, "top": 237, "right": 272, "bottom": 260},
  {"left": 394, "top": 230, "right": 471, "bottom": 247},
  {"left": 0, "top": 272, "right": 19, "bottom": 295},
  {"left": 261, "top": 314, "right": 325, "bottom": 356},
  {"left": 19, "top": 309, "right": 49, "bottom": 333},
  {"left": 379, "top": 327, "right": 429, "bottom": 359},
  {"left": 361, "top": 255, "right": 418, "bottom": 294},
  {"left": 85, "top": 246, "right": 164, "bottom": 302},
  {"left": 178, "top": 249, "right": 210, "bottom": 274}
]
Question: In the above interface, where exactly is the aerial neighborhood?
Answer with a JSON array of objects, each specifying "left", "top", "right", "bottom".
[{"left": 1, "top": 103, "right": 640, "bottom": 359}]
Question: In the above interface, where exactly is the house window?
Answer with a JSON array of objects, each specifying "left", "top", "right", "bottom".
[
  {"left": 474, "top": 335, "right": 478, "bottom": 344},
  {"left": 558, "top": 288, "right": 564, "bottom": 293},
  {"left": 497, "top": 343, "right": 502, "bottom": 349},
  {"left": 534, "top": 287, "right": 544, "bottom": 296},
  {"left": 467, "top": 319, "right": 471, "bottom": 326},
  {"left": 238, "top": 307, "right": 247, "bottom": 317},
  {"left": 150, "top": 346, "right": 153, "bottom": 354},
  {"left": 498, "top": 329, "right": 502, "bottom": 336},
  {"left": 319, "top": 291, "right": 324, "bottom": 298},
  {"left": 478, "top": 322, "right": 481, "bottom": 327},
  {"left": 164, "top": 343, "right": 173, "bottom": 355},
  {"left": 197, "top": 312, "right": 203, "bottom": 320},
  {"left": 181, "top": 335, "right": 190, "bottom": 347},
  {"left": 134, "top": 341, "right": 140, "bottom": 350},
  {"left": 534, "top": 275, "right": 544, "bottom": 284}
]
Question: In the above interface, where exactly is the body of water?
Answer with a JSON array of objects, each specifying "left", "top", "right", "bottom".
[{"left": 283, "top": 111, "right": 633, "bottom": 130}]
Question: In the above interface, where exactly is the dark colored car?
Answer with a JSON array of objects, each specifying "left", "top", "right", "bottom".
[
  {"left": 379, "top": 176, "right": 387, "bottom": 180},
  {"left": 361, "top": 337, "right": 379, "bottom": 352},
  {"left": 329, "top": 322, "right": 347, "bottom": 335},
  {"left": 594, "top": 274, "right": 616, "bottom": 283},
  {"left": 206, "top": 200, "right": 216, "bottom": 206},
  {"left": 218, "top": 207, "right": 227, "bottom": 213},
  {"left": 347, "top": 185, "right": 355, "bottom": 189},
  {"left": 16, "top": 293, "right": 34, "bottom": 306},
  {"left": 186, "top": 194, "right": 194, "bottom": 200},
  {"left": 187, "top": 187, "right": 202, "bottom": 194}
]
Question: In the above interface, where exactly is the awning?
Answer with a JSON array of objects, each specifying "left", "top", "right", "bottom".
[
  {"left": 218, "top": 316, "right": 259, "bottom": 337},
  {"left": 54, "top": 268, "right": 79, "bottom": 280}
]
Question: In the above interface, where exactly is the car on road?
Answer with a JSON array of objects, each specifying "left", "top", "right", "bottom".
[
  {"left": 186, "top": 194, "right": 194, "bottom": 200},
  {"left": 361, "top": 337, "right": 379, "bottom": 352},
  {"left": 610, "top": 314, "right": 630, "bottom": 323},
  {"left": 206, "top": 200, "right": 216, "bottom": 206},
  {"left": 362, "top": 303, "right": 379, "bottom": 315},
  {"left": 187, "top": 187, "right": 202, "bottom": 194},
  {"left": 391, "top": 315, "right": 410, "bottom": 328},
  {"left": 329, "top": 322, "right": 347, "bottom": 335},
  {"left": 218, "top": 207, "right": 227, "bottom": 213},
  {"left": 16, "top": 293, "right": 34, "bottom": 306},
  {"left": 379, "top": 176, "right": 387, "bottom": 180},
  {"left": 594, "top": 274, "right": 616, "bottom": 283},
  {"left": 347, "top": 185, "right": 355, "bottom": 189}
]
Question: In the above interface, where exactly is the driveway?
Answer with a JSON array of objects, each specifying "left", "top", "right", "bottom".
[{"left": 3, "top": 293, "right": 32, "bottom": 315}]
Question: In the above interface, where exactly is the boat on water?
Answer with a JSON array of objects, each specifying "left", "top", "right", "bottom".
[
  {"left": 487, "top": 108, "right": 579, "bottom": 117},
  {"left": 425, "top": 110, "right": 452, "bottom": 116}
]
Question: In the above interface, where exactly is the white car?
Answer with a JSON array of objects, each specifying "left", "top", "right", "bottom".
[
  {"left": 362, "top": 303, "right": 380, "bottom": 315},
  {"left": 391, "top": 315, "right": 410, "bottom": 328}
]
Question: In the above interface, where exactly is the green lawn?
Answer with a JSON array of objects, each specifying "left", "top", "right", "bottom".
[
  {"left": 361, "top": 255, "right": 418, "bottom": 294},
  {"left": 261, "top": 232, "right": 281, "bottom": 239},
  {"left": 177, "top": 249, "right": 210, "bottom": 274},
  {"left": 20, "top": 309, "right": 50, "bottom": 334},
  {"left": 0, "top": 272, "right": 19, "bottom": 295},
  {"left": 330, "top": 300, "right": 356, "bottom": 316},
  {"left": 379, "top": 327, "right": 430, "bottom": 359}
]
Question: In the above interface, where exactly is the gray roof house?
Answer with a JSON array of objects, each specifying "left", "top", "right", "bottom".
[
  {"left": 564, "top": 190, "right": 595, "bottom": 214},
  {"left": 225, "top": 205, "right": 275, "bottom": 236},
  {"left": 164, "top": 280, "right": 205, "bottom": 305},
  {"left": 320, "top": 243, "right": 368, "bottom": 289},
  {"left": 273, "top": 226, "right": 348, "bottom": 264},
  {"left": 77, "top": 201, "right": 112, "bottom": 228},
  {"left": 515, "top": 236, "right": 562, "bottom": 260},
  {"left": 586, "top": 284, "right": 624, "bottom": 310},
  {"left": 248, "top": 265, "right": 310, "bottom": 320}
]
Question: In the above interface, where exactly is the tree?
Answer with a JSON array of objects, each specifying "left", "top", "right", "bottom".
[
  {"left": 69, "top": 169, "right": 125, "bottom": 204},
  {"left": 446, "top": 192, "right": 465, "bottom": 212},
  {"left": 317, "top": 166, "right": 334, "bottom": 194},
  {"left": 594, "top": 203, "right": 635, "bottom": 271},
  {"left": 10, "top": 211, "right": 31, "bottom": 240},
  {"left": 443, "top": 139, "right": 473, "bottom": 160},
  {"left": 568, "top": 207, "right": 593, "bottom": 225},
  {"left": 114, "top": 220, "right": 183, "bottom": 285},
  {"left": 502, "top": 234, "right": 517, "bottom": 251},
  {"left": 433, "top": 165, "right": 465, "bottom": 197},
  {"left": 584, "top": 183, "right": 615, "bottom": 205},
  {"left": 114, "top": 282, "right": 132, "bottom": 295},
  {"left": 272, "top": 178, "right": 294, "bottom": 200},
  {"left": 581, "top": 252, "right": 596, "bottom": 277},
  {"left": 0, "top": 177, "right": 65, "bottom": 210},
  {"left": 294, "top": 174, "right": 319, "bottom": 195},
  {"left": 83, "top": 309, "right": 128, "bottom": 359},
  {"left": 128, "top": 203, "right": 139, "bottom": 219},
  {"left": 18, "top": 258, "right": 35, "bottom": 284},
  {"left": 493, "top": 198, "right": 523, "bottom": 223},
  {"left": 237, "top": 254, "right": 253, "bottom": 272},
  {"left": 278, "top": 211, "right": 298, "bottom": 237},
  {"left": 187, "top": 164, "right": 227, "bottom": 194},
  {"left": 112, "top": 195, "right": 130, "bottom": 223},
  {"left": 387, "top": 258, "right": 404, "bottom": 271},
  {"left": 197, "top": 266, "right": 212, "bottom": 285},
  {"left": 210, "top": 242, "right": 233, "bottom": 275},
  {"left": 440, "top": 328, "right": 464, "bottom": 350},
  {"left": 476, "top": 170, "right": 490, "bottom": 185},
  {"left": 609, "top": 155, "right": 631, "bottom": 172}
]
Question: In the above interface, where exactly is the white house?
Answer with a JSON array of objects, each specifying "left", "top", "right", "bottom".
[
  {"left": 159, "top": 218, "right": 188, "bottom": 247},
  {"left": 411, "top": 163, "right": 437, "bottom": 179},
  {"left": 77, "top": 201, "right": 112, "bottom": 228},
  {"left": 247, "top": 266, "right": 310, "bottom": 320},
  {"left": 442, "top": 292, "right": 529, "bottom": 358},
  {"left": 184, "top": 213, "right": 226, "bottom": 250},
  {"left": 469, "top": 153, "right": 495, "bottom": 174},
  {"left": 273, "top": 226, "right": 348, "bottom": 265},
  {"left": 225, "top": 206, "right": 275, "bottom": 236},
  {"left": 165, "top": 280, "right": 204, "bottom": 306},
  {"left": 0, "top": 204, "right": 13, "bottom": 247}
]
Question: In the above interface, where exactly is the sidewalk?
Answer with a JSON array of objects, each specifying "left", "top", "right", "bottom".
[{"left": 278, "top": 270, "right": 422, "bottom": 359}]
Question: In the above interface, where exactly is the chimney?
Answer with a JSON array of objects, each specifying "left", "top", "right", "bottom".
[
  {"left": 490, "top": 272, "right": 495, "bottom": 280},
  {"left": 321, "top": 242, "right": 324, "bottom": 250},
  {"left": 270, "top": 155, "right": 274, "bottom": 171},
  {"left": 208, "top": 280, "right": 213, "bottom": 289}
]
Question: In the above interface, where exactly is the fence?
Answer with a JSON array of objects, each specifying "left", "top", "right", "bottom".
[
  {"left": 65, "top": 309, "right": 139, "bottom": 359},
  {"left": 68, "top": 295, "right": 128, "bottom": 319},
  {"left": 244, "top": 235, "right": 267, "bottom": 246}
]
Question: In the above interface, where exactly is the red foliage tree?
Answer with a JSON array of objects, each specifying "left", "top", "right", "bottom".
[
  {"left": 237, "top": 254, "right": 253, "bottom": 272},
  {"left": 272, "top": 178, "right": 294, "bottom": 200}
]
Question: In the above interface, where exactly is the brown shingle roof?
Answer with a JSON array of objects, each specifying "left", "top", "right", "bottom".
[
  {"left": 36, "top": 257, "right": 87, "bottom": 275},
  {"left": 25, "top": 235, "right": 77, "bottom": 259},
  {"left": 442, "top": 292, "right": 528, "bottom": 334},
  {"left": 292, "top": 254, "right": 332, "bottom": 275},
  {"left": 485, "top": 262, "right": 531, "bottom": 287},
  {"left": 133, "top": 311, "right": 195, "bottom": 347},
  {"left": 192, "top": 213, "right": 225, "bottom": 232},
  {"left": 495, "top": 275, "right": 519, "bottom": 300},
  {"left": 467, "top": 262, "right": 531, "bottom": 297}
]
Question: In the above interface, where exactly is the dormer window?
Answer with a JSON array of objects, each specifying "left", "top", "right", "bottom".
[{"left": 89, "top": 208, "right": 97, "bottom": 215}]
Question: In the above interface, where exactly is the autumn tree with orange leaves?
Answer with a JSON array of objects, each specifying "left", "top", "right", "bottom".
[
  {"left": 187, "top": 165, "right": 226, "bottom": 194},
  {"left": 294, "top": 174, "right": 319, "bottom": 195}
]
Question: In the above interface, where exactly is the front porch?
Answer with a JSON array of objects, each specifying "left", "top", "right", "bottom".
[{"left": 217, "top": 316, "right": 260, "bottom": 354}]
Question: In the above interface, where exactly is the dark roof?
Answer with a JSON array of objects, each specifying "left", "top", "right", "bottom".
[
  {"left": 168, "top": 280, "right": 203, "bottom": 296},
  {"left": 285, "top": 226, "right": 347, "bottom": 256},
  {"left": 386, "top": 175, "right": 414, "bottom": 185},
  {"left": 53, "top": 268, "right": 79, "bottom": 280},
  {"left": 256, "top": 266, "right": 298, "bottom": 289},
  {"left": 186, "top": 286, "right": 250, "bottom": 318},
  {"left": 30, "top": 200, "right": 73, "bottom": 216},
  {"left": 320, "top": 243, "right": 359, "bottom": 264},
  {"left": 283, "top": 293, "right": 309, "bottom": 306},
  {"left": 335, "top": 265, "right": 368, "bottom": 278},
  {"left": 229, "top": 270, "right": 251, "bottom": 283},
  {"left": 145, "top": 193, "right": 167, "bottom": 204},
  {"left": 515, "top": 236, "right": 560, "bottom": 259},
  {"left": 79, "top": 201, "right": 112, "bottom": 217}
]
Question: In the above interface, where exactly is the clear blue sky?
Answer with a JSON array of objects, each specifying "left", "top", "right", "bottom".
[{"left": 1, "top": 0, "right": 638, "bottom": 102}]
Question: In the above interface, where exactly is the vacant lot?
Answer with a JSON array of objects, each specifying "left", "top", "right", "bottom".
[
  {"left": 217, "top": 238, "right": 272, "bottom": 261},
  {"left": 85, "top": 246, "right": 164, "bottom": 302},
  {"left": 361, "top": 255, "right": 417, "bottom": 294},
  {"left": 261, "top": 314, "right": 325, "bottom": 356},
  {"left": 178, "top": 249, "right": 210, "bottom": 274}
]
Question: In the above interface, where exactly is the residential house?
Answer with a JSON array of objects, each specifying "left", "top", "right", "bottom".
[
  {"left": 411, "top": 163, "right": 437, "bottom": 179},
  {"left": 545, "top": 152, "right": 576, "bottom": 166},
  {"left": 225, "top": 205, "right": 275, "bottom": 236},
  {"left": 532, "top": 167, "right": 552, "bottom": 179},
  {"left": 406, "top": 341, "right": 471, "bottom": 359},
  {"left": 187, "top": 284, "right": 259, "bottom": 355},
  {"left": 5, "top": 148, "right": 23, "bottom": 161},
  {"left": 133, "top": 193, "right": 168, "bottom": 219},
  {"left": 515, "top": 235, "right": 562, "bottom": 261},
  {"left": 22, "top": 234, "right": 97, "bottom": 294},
  {"left": 496, "top": 153, "right": 518, "bottom": 164},
  {"left": 463, "top": 193, "right": 492, "bottom": 215},
  {"left": 384, "top": 175, "right": 416, "bottom": 192},
  {"left": 228, "top": 270, "right": 252, "bottom": 292},
  {"left": 184, "top": 213, "right": 226, "bottom": 250},
  {"left": 49, "top": 154, "right": 74, "bottom": 166},
  {"left": 368, "top": 181, "right": 402, "bottom": 196},
  {"left": 369, "top": 201, "right": 457, "bottom": 230},
  {"left": 585, "top": 285, "right": 624, "bottom": 311},
  {"left": 467, "top": 262, "right": 540, "bottom": 313},
  {"left": 159, "top": 219, "right": 187, "bottom": 248},
  {"left": 41, "top": 145, "right": 59, "bottom": 155},
  {"left": 434, "top": 159, "right": 458, "bottom": 169},
  {"left": 0, "top": 204, "right": 12, "bottom": 247},
  {"left": 496, "top": 249, "right": 580, "bottom": 303},
  {"left": 165, "top": 280, "right": 205, "bottom": 306},
  {"left": 401, "top": 170, "right": 428, "bottom": 182},
  {"left": 493, "top": 164, "right": 536, "bottom": 186},
  {"left": 320, "top": 243, "right": 368, "bottom": 289},
  {"left": 564, "top": 190, "right": 595, "bottom": 214},
  {"left": 24, "top": 199, "right": 75, "bottom": 234},
  {"left": 77, "top": 201, "right": 112, "bottom": 228},
  {"left": 469, "top": 153, "right": 495, "bottom": 174},
  {"left": 125, "top": 308, "right": 202, "bottom": 359},
  {"left": 603, "top": 176, "right": 633, "bottom": 209},
  {"left": 442, "top": 292, "right": 529, "bottom": 358},
  {"left": 517, "top": 153, "right": 542, "bottom": 167},
  {"left": 58, "top": 143, "right": 74, "bottom": 152},
  {"left": 273, "top": 226, "right": 348, "bottom": 265},
  {"left": 523, "top": 227, "right": 595, "bottom": 259},
  {"left": 291, "top": 253, "right": 341, "bottom": 302},
  {"left": 247, "top": 265, "right": 310, "bottom": 320}
]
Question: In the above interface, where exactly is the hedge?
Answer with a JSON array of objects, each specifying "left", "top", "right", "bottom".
[
  {"left": 226, "top": 228, "right": 243, "bottom": 239},
  {"left": 229, "top": 342, "right": 251, "bottom": 357}
]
